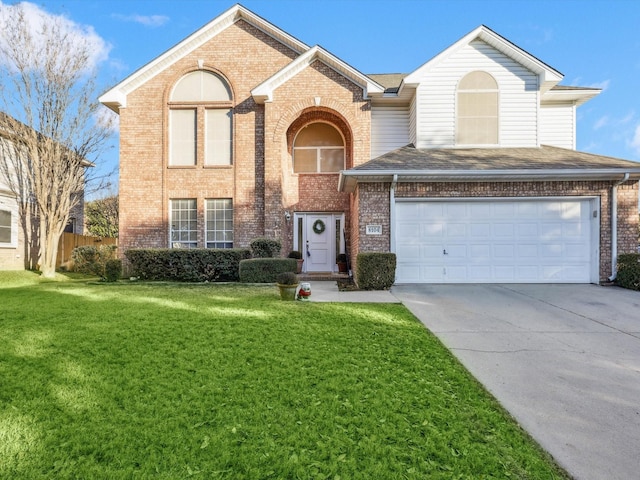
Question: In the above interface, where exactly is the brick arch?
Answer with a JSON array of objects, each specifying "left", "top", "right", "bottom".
[
  {"left": 272, "top": 97, "right": 358, "bottom": 144},
  {"left": 285, "top": 108, "right": 353, "bottom": 170},
  {"left": 162, "top": 66, "right": 236, "bottom": 104}
]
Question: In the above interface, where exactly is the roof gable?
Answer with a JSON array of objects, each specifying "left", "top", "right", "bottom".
[
  {"left": 100, "top": 4, "right": 310, "bottom": 112},
  {"left": 251, "top": 45, "right": 384, "bottom": 103},
  {"left": 403, "top": 25, "right": 563, "bottom": 94}
]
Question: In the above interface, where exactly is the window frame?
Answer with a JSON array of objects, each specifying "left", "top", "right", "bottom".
[
  {"left": 167, "top": 70, "right": 234, "bottom": 168},
  {"left": 169, "top": 198, "right": 198, "bottom": 249},
  {"left": 205, "top": 198, "right": 233, "bottom": 249},
  {"left": 0, "top": 208, "right": 12, "bottom": 246},
  {"left": 455, "top": 71, "right": 499, "bottom": 146},
  {"left": 292, "top": 122, "right": 346, "bottom": 174}
]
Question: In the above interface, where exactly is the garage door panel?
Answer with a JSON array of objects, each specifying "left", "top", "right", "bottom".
[{"left": 395, "top": 199, "right": 594, "bottom": 284}]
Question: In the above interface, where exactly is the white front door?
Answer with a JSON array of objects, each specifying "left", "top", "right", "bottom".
[{"left": 294, "top": 213, "right": 345, "bottom": 273}]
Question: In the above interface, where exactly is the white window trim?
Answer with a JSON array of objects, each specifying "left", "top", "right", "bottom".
[
  {"left": 169, "top": 199, "right": 198, "bottom": 249},
  {"left": 205, "top": 198, "right": 234, "bottom": 248}
]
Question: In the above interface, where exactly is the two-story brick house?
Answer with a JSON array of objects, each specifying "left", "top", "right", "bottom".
[{"left": 100, "top": 4, "right": 640, "bottom": 284}]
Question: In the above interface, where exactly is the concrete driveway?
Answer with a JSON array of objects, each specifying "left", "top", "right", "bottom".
[{"left": 391, "top": 284, "right": 640, "bottom": 480}]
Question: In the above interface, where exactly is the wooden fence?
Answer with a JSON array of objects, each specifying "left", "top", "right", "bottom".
[{"left": 56, "top": 232, "right": 118, "bottom": 268}]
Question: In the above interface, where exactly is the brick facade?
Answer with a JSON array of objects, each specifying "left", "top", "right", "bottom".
[{"left": 118, "top": 21, "right": 370, "bottom": 258}]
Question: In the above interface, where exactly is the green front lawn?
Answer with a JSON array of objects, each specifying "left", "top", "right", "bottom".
[{"left": 0, "top": 272, "right": 568, "bottom": 479}]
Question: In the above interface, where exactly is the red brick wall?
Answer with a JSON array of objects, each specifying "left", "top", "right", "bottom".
[
  {"left": 355, "top": 180, "right": 639, "bottom": 283},
  {"left": 119, "top": 21, "right": 370, "bottom": 258}
]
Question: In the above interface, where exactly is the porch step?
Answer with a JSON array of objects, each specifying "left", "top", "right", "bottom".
[{"left": 298, "top": 272, "right": 350, "bottom": 282}]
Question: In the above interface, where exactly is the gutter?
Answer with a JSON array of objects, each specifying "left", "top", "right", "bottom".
[
  {"left": 390, "top": 174, "right": 398, "bottom": 254},
  {"left": 609, "top": 173, "right": 630, "bottom": 282}
]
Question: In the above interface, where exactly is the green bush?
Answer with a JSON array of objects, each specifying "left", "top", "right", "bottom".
[
  {"left": 104, "top": 259, "right": 122, "bottom": 282},
  {"left": 288, "top": 250, "right": 302, "bottom": 259},
  {"left": 239, "top": 258, "right": 297, "bottom": 283},
  {"left": 356, "top": 252, "right": 396, "bottom": 290},
  {"left": 71, "top": 244, "right": 117, "bottom": 279},
  {"left": 275, "top": 271, "right": 298, "bottom": 285},
  {"left": 616, "top": 253, "right": 640, "bottom": 290},
  {"left": 250, "top": 237, "right": 281, "bottom": 258},
  {"left": 124, "top": 248, "right": 251, "bottom": 282}
]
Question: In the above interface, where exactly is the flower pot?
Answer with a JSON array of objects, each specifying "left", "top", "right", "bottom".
[
  {"left": 296, "top": 258, "right": 304, "bottom": 274},
  {"left": 277, "top": 283, "right": 298, "bottom": 301},
  {"left": 337, "top": 261, "right": 348, "bottom": 273}
]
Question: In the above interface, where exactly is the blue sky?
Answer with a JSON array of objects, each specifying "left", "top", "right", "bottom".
[{"left": 6, "top": 0, "right": 640, "bottom": 190}]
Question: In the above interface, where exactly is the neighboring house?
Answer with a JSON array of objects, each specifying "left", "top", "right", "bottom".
[
  {"left": 100, "top": 4, "right": 640, "bottom": 284},
  {"left": 0, "top": 112, "right": 86, "bottom": 270}
]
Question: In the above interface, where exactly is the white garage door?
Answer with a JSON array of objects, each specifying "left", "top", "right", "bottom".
[{"left": 395, "top": 199, "right": 595, "bottom": 283}]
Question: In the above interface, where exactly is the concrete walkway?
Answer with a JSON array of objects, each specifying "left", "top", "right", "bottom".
[{"left": 309, "top": 280, "right": 640, "bottom": 480}]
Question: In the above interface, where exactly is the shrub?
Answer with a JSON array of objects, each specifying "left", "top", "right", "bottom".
[
  {"left": 239, "top": 258, "right": 297, "bottom": 283},
  {"left": 104, "top": 259, "right": 122, "bottom": 282},
  {"left": 288, "top": 250, "right": 302, "bottom": 259},
  {"left": 124, "top": 248, "right": 251, "bottom": 282},
  {"left": 276, "top": 271, "right": 298, "bottom": 285},
  {"left": 616, "top": 253, "right": 640, "bottom": 290},
  {"left": 71, "top": 244, "right": 117, "bottom": 279},
  {"left": 356, "top": 252, "right": 396, "bottom": 290},
  {"left": 250, "top": 237, "right": 281, "bottom": 258}
]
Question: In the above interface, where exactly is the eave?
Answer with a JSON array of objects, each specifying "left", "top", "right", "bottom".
[
  {"left": 338, "top": 168, "right": 640, "bottom": 193},
  {"left": 100, "top": 4, "right": 310, "bottom": 113},
  {"left": 251, "top": 45, "right": 384, "bottom": 103},
  {"left": 542, "top": 87, "right": 601, "bottom": 106},
  {"left": 402, "top": 25, "right": 563, "bottom": 95}
]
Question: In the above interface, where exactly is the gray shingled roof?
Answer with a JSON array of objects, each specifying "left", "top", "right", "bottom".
[
  {"left": 339, "top": 144, "right": 640, "bottom": 191},
  {"left": 353, "top": 144, "right": 640, "bottom": 171}
]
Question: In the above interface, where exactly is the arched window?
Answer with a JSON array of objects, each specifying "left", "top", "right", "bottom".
[
  {"left": 169, "top": 70, "right": 233, "bottom": 166},
  {"left": 293, "top": 122, "right": 345, "bottom": 173},
  {"left": 456, "top": 71, "right": 498, "bottom": 145}
]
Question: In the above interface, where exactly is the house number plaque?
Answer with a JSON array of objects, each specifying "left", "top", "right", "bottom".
[{"left": 366, "top": 224, "right": 382, "bottom": 235}]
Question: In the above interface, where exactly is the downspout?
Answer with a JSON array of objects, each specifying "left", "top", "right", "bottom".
[
  {"left": 609, "top": 173, "right": 630, "bottom": 281},
  {"left": 390, "top": 174, "right": 398, "bottom": 254}
]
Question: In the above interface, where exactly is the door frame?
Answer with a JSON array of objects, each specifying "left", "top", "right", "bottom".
[{"left": 293, "top": 212, "right": 345, "bottom": 273}]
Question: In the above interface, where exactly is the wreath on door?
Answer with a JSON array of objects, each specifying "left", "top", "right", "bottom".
[{"left": 312, "top": 219, "right": 326, "bottom": 234}]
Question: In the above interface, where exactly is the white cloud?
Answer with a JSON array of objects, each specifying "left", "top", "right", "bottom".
[
  {"left": 112, "top": 13, "right": 169, "bottom": 27},
  {"left": 630, "top": 124, "right": 640, "bottom": 155},
  {"left": 587, "top": 79, "right": 611, "bottom": 91},
  {"left": 0, "top": 1, "right": 111, "bottom": 71},
  {"left": 95, "top": 106, "right": 119, "bottom": 134},
  {"left": 594, "top": 116, "right": 609, "bottom": 130}
]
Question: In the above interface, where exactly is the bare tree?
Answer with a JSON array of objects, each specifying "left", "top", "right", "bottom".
[{"left": 0, "top": 4, "right": 113, "bottom": 277}]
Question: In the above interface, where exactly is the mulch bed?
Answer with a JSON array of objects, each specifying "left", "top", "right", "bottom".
[{"left": 337, "top": 278, "right": 359, "bottom": 291}]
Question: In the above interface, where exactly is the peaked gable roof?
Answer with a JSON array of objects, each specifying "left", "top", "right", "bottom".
[
  {"left": 251, "top": 45, "right": 384, "bottom": 103},
  {"left": 402, "top": 25, "right": 563, "bottom": 95},
  {"left": 100, "top": 4, "right": 310, "bottom": 112}
]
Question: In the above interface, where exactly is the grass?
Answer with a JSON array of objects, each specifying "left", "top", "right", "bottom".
[{"left": 0, "top": 271, "right": 569, "bottom": 479}]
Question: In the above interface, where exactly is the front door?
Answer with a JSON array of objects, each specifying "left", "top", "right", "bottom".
[{"left": 294, "top": 213, "right": 345, "bottom": 273}]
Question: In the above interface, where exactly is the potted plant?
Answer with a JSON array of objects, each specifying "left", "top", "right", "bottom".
[
  {"left": 288, "top": 250, "right": 304, "bottom": 273},
  {"left": 276, "top": 271, "right": 298, "bottom": 301},
  {"left": 336, "top": 253, "right": 348, "bottom": 273}
]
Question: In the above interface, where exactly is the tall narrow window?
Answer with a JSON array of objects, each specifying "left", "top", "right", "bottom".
[
  {"left": 205, "top": 199, "right": 233, "bottom": 248},
  {"left": 0, "top": 209, "right": 11, "bottom": 243},
  {"left": 170, "top": 199, "right": 197, "bottom": 248},
  {"left": 456, "top": 71, "right": 498, "bottom": 145},
  {"left": 293, "top": 122, "right": 345, "bottom": 173},
  {"left": 169, "top": 70, "right": 233, "bottom": 166}
]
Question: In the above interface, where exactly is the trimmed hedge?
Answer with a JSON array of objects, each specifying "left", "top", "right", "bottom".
[
  {"left": 71, "top": 244, "right": 117, "bottom": 279},
  {"left": 616, "top": 253, "right": 640, "bottom": 290},
  {"left": 104, "top": 259, "right": 122, "bottom": 282},
  {"left": 250, "top": 237, "right": 281, "bottom": 258},
  {"left": 356, "top": 252, "right": 396, "bottom": 290},
  {"left": 239, "top": 258, "right": 297, "bottom": 283},
  {"left": 124, "top": 248, "right": 251, "bottom": 282}
]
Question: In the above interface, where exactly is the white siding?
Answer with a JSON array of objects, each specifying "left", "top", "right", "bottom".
[
  {"left": 371, "top": 105, "right": 410, "bottom": 158},
  {"left": 414, "top": 40, "right": 539, "bottom": 149},
  {"left": 540, "top": 104, "right": 575, "bottom": 149}
]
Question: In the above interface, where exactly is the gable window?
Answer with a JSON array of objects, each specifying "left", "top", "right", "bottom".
[
  {"left": 293, "top": 122, "right": 345, "bottom": 173},
  {"left": 170, "top": 199, "right": 197, "bottom": 248},
  {"left": 206, "top": 199, "right": 233, "bottom": 248},
  {"left": 0, "top": 209, "right": 11, "bottom": 244},
  {"left": 169, "top": 70, "right": 232, "bottom": 166},
  {"left": 456, "top": 71, "right": 498, "bottom": 145}
]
